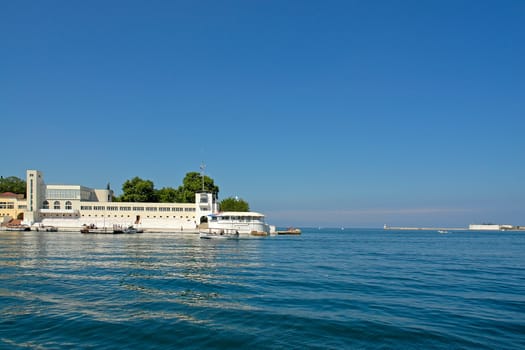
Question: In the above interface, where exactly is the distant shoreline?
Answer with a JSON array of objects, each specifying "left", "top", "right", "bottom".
[
  {"left": 383, "top": 225, "right": 525, "bottom": 232},
  {"left": 383, "top": 226, "right": 466, "bottom": 231}
]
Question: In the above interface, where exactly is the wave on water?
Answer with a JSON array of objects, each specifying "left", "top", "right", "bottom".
[{"left": 1, "top": 229, "right": 524, "bottom": 349}]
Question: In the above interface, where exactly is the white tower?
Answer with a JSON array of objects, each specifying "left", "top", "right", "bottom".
[
  {"left": 195, "top": 191, "right": 218, "bottom": 223},
  {"left": 24, "top": 170, "right": 45, "bottom": 224}
]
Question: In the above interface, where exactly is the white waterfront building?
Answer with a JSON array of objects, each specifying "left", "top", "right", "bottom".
[
  {"left": 23, "top": 170, "right": 218, "bottom": 231},
  {"left": 204, "top": 211, "right": 272, "bottom": 236},
  {"left": 468, "top": 224, "right": 514, "bottom": 231}
]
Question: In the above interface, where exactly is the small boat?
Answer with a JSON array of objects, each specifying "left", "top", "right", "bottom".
[
  {"left": 199, "top": 228, "right": 239, "bottom": 240},
  {"left": 123, "top": 226, "right": 142, "bottom": 234},
  {"left": 277, "top": 227, "right": 302, "bottom": 235},
  {"left": 36, "top": 225, "right": 58, "bottom": 232},
  {"left": 438, "top": 230, "right": 450, "bottom": 234},
  {"left": 5, "top": 225, "right": 31, "bottom": 232},
  {"left": 250, "top": 231, "right": 268, "bottom": 236},
  {"left": 81, "top": 224, "right": 111, "bottom": 234}
]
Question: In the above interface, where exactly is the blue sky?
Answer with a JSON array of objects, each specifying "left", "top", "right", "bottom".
[{"left": 2, "top": 1, "right": 524, "bottom": 227}]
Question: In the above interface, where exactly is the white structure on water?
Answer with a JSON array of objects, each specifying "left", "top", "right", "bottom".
[
  {"left": 468, "top": 224, "right": 514, "bottom": 231},
  {"left": 23, "top": 170, "right": 218, "bottom": 231},
  {"left": 205, "top": 211, "right": 272, "bottom": 236}
]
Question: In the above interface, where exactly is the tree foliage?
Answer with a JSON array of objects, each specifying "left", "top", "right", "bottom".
[
  {"left": 120, "top": 177, "right": 158, "bottom": 202},
  {"left": 116, "top": 172, "right": 219, "bottom": 203},
  {"left": 0, "top": 176, "right": 26, "bottom": 195},
  {"left": 157, "top": 187, "right": 178, "bottom": 203},
  {"left": 176, "top": 172, "right": 219, "bottom": 203},
  {"left": 219, "top": 197, "right": 250, "bottom": 212}
]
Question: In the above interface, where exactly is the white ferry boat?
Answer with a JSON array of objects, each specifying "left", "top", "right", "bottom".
[
  {"left": 205, "top": 212, "right": 271, "bottom": 237},
  {"left": 199, "top": 228, "right": 239, "bottom": 240}
]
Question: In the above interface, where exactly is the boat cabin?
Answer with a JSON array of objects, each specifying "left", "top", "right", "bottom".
[{"left": 207, "top": 211, "right": 270, "bottom": 235}]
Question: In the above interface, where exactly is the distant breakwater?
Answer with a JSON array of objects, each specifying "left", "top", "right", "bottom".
[{"left": 384, "top": 225, "right": 466, "bottom": 231}]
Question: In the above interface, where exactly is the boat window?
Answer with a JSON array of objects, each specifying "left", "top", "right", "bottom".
[
  {"left": 43, "top": 200, "right": 49, "bottom": 209},
  {"left": 65, "top": 201, "right": 72, "bottom": 210},
  {"left": 54, "top": 201, "right": 60, "bottom": 210},
  {"left": 200, "top": 194, "right": 208, "bottom": 203}
]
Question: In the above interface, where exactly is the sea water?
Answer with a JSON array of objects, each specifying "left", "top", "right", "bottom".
[{"left": 0, "top": 229, "right": 524, "bottom": 349}]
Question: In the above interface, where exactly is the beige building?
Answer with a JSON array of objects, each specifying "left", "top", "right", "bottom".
[
  {"left": 23, "top": 170, "right": 217, "bottom": 231},
  {"left": 0, "top": 192, "right": 27, "bottom": 224}
]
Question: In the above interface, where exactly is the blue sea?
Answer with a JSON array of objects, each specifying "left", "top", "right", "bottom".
[{"left": 1, "top": 228, "right": 524, "bottom": 349}]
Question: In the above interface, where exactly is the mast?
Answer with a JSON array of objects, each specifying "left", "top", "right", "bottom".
[{"left": 200, "top": 162, "right": 206, "bottom": 191}]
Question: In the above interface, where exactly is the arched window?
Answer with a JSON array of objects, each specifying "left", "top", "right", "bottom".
[
  {"left": 54, "top": 201, "right": 60, "bottom": 210},
  {"left": 65, "top": 201, "right": 72, "bottom": 210},
  {"left": 43, "top": 200, "right": 49, "bottom": 209}
]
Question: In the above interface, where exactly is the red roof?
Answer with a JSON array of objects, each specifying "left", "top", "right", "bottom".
[
  {"left": 0, "top": 192, "right": 24, "bottom": 199},
  {"left": 0, "top": 192, "right": 17, "bottom": 197}
]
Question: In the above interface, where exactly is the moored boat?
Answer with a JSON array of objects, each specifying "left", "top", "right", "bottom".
[
  {"left": 199, "top": 228, "right": 239, "bottom": 239},
  {"left": 36, "top": 225, "right": 58, "bottom": 232},
  {"left": 5, "top": 225, "right": 31, "bottom": 232},
  {"left": 123, "top": 226, "right": 142, "bottom": 234},
  {"left": 81, "top": 224, "right": 111, "bottom": 234},
  {"left": 205, "top": 212, "right": 271, "bottom": 237},
  {"left": 277, "top": 227, "right": 302, "bottom": 235}
]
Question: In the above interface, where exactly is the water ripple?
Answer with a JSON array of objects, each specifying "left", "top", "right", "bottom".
[{"left": 1, "top": 230, "right": 524, "bottom": 349}]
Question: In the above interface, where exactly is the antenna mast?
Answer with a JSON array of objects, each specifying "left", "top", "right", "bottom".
[{"left": 200, "top": 162, "right": 206, "bottom": 191}]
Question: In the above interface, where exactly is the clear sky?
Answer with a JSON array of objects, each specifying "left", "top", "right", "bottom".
[{"left": 2, "top": 1, "right": 524, "bottom": 228}]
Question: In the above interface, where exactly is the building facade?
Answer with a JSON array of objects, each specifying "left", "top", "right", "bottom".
[
  {"left": 0, "top": 192, "right": 27, "bottom": 224},
  {"left": 23, "top": 170, "right": 218, "bottom": 231}
]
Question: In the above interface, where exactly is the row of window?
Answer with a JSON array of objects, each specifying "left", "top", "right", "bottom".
[
  {"left": 213, "top": 216, "right": 264, "bottom": 222},
  {"left": 46, "top": 189, "right": 82, "bottom": 200},
  {"left": 81, "top": 215, "right": 195, "bottom": 219},
  {"left": 0, "top": 205, "right": 26, "bottom": 210},
  {"left": 38, "top": 213, "right": 195, "bottom": 220},
  {"left": 0, "top": 202, "right": 15, "bottom": 209},
  {"left": 42, "top": 201, "right": 197, "bottom": 212},
  {"left": 80, "top": 206, "right": 195, "bottom": 212},
  {"left": 41, "top": 213, "right": 77, "bottom": 217},
  {"left": 43, "top": 201, "right": 72, "bottom": 210},
  {"left": 30, "top": 178, "right": 33, "bottom": 211}
]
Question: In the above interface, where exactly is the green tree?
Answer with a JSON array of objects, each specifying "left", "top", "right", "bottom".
[
  {"left": 176, "top": 172, "right": 219, "bottom": 203},
  {"left": 120, "top": 177, "right": 158, "bottom": 202},
  {"left": 116, "top": 171, "right": 219, "bottom": 203},
  {"left": 219, "top": 197, "right": 250, "bottom": 212},
  {"left": 0, "top": 176, "right": 26, "bottom": 195},
  {"left": 157, "top": 187, "right": 179, "bottom": 203}
]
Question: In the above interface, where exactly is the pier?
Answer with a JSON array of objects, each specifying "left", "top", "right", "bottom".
[
  {"left": 384, "top": 224, "right": 525, "bottom": 231},
  {"left": 383, "top": 225, "right": 466, "bottom": 231}
]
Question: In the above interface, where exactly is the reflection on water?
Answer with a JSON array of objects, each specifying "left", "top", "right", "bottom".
[
  {"left": 0, "top": 231, "right": 264, "bottom": 329},
  {"left": 1, "top": 230, "right": 524, "bottom": 349}
]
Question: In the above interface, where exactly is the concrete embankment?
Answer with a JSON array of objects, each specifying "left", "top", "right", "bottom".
[{"left": 384, "top": 226, "right": 466, "bottom": 231}]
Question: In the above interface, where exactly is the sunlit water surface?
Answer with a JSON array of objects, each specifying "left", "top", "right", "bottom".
[{"left": 1, "top": 229, "right": 524, "bottom": 349}]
